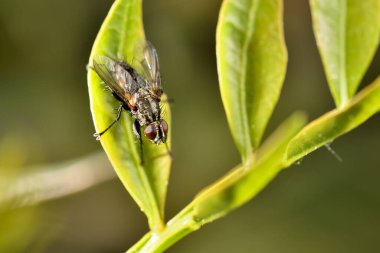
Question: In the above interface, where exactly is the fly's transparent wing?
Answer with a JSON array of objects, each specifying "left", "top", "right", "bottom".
[
  {"left": 93, "top": 55, "right": 138, "bottom": 100},
  {"left": 133, "top": 41, "right": 163, "bottom": 98}
]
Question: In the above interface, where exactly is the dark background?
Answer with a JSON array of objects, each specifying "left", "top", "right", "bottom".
[{"left": 0, "top": 0, "right": 380, "bottom": 252}]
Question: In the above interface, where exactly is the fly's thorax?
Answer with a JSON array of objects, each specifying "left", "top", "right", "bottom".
[{"left": 132, "top": 88, "right": 162, "bottom": 126}]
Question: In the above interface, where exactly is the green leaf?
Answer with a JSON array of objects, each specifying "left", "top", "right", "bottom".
[
  {"left": 286, "top": 76, "right": 380, "bottom": 164},
  {"left": 310, "top": 0, "right": 380, "bottom": 107},
  {"left": 193, "top": 112, "right": 306, "bottom": 223},
  {"left": 217, "top": 0, "right": 287, "bottom": 160},
  {"left": 87, "top": 0, "right": 171, "bottom": 231}
]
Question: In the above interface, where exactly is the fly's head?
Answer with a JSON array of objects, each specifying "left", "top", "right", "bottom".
[{"left": 144, "top": 119, "right": 168, "bottom": 144}]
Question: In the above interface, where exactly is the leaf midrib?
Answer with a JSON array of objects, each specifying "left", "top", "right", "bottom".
[
  {"left": 122, "top": 1, "right": 163, "bottom": 228},
  {"left": 96, "top": 0, "right": 163, "bottom": 229},
  {"left": 240, "top": 0, "right": 259, "bottom": 158},
  {"left": 338, "top": 0, "right": 348, "bottom": 106}
]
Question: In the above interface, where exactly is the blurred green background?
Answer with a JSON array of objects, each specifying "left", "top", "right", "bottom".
[{"left": 1, "top": 0, "right": 380, "bottom": 252}]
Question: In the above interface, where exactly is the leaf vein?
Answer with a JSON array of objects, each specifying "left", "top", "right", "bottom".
[
  {"left": 338, "top": 0, "right": 348, "bottom": 106},
  {"left": 239, "top": 0, "right": 258, "bottom": 157}
]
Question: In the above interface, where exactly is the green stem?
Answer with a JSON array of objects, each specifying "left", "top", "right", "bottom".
[
  {"left": 126, "top": 203, "right": 201, "bottom": 253},
  {"left": 127, "top": 112, "right": 306, "bottom": 252}
]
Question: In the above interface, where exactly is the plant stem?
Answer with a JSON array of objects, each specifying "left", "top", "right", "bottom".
[
  {"left": 126, "top": 203, "right": 201, "bottom": 253},
  {"left": 0, "top": 152, "right": 114, "bottom": 208}
]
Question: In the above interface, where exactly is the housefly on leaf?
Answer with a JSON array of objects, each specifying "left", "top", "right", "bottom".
[{"left": 90, "top": 41, "right": 170, "bottom": 163}]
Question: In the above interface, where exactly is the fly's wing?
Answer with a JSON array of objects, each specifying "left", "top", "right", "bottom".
[
  {"left": 93, "top": 55, "right": 138, "bottom": 102},
  {"left": 133, "top": 41, "right": 163, "bottom": 98}
]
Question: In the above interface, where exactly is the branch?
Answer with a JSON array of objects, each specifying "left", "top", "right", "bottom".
[{"left": 0, "top": 152, "right": 115, "bottom": 209}]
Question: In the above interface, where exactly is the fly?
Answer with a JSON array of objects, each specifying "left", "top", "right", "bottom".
[{"left": 90, "top": 41, "right": 170, "bottom": 163}]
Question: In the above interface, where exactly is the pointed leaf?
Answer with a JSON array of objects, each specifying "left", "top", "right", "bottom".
[
  {"left": 217, "top": 0, "right": 287, "bottom": 160},
  {"left": 310, "top": 0, "right": 380, "bottom": 107},
  {"left": 87, "top": 0, "right": 171, "bottom": 231},
  {"left": 286, "top": 76, "right": 380, "bottom": 164}
]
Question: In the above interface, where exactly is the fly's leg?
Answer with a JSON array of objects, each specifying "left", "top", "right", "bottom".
[
  {"left": 133, "top": 120, "right": 144, "bottom": 165},
  {"left": 94, "top": 104, "right": 123, "bottom": 140}
]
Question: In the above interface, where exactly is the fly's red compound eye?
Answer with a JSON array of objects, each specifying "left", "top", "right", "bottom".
[
  {"left": 144, "top": 124, "right": 157, "bottom": 140},
  {"left": 160, "top": 120, "right": 168, "bottom": 136}
]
